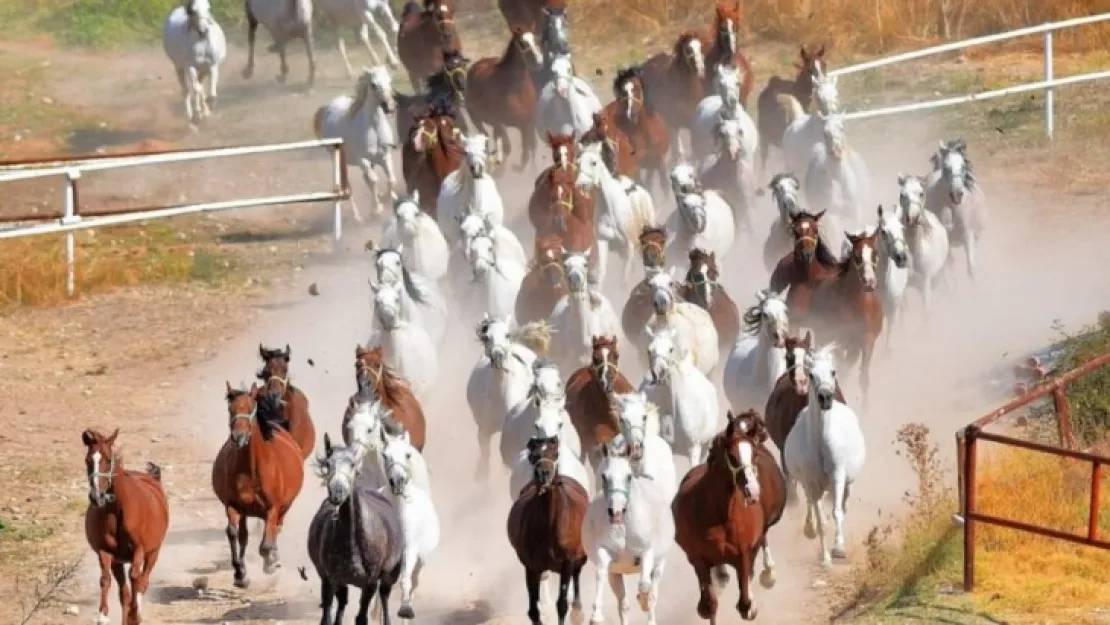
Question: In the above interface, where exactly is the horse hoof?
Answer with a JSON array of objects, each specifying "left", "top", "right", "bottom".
[
  {"left": 803, "top": 525, "right": 817, "bottom": 540},
  {"left": 397, "top": 605, "right": 415, "bottom": 619},
  {"left": 589, "top": 612, "right": 605, "bottom": 624},
  {"left": 832, "top": 545, "right": 848, "bottom": 559},
  {"left": 758, "top": 568, "right": 776, "bottom": 589},
  {"left": 94, "top": 613, "right": 110, "bottom": 625},
  {"left": 241, "top": 67, "right": 254, "bottom": 80},
  {"left": 740, "top": 604, "right": 758, "bottom": 621},
  {"left": 820, "top": 558, "right": 834, "bottom": 570},
  {"left": 233, "top": 576, "right": 250, "bottom": 589},
  {"left": 637, "top": 590, "right": 651, "bottom": 612},
  {"left": 262, "top": 560, "right": 281, "bottom": 575},
  {"left": 276, "top": 74, "right": 288, "bottom": 84}
]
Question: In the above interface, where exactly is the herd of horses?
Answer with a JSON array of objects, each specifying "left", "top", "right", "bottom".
[{"left": 82, "top": 1, "right": 1000, "bottom": 625}]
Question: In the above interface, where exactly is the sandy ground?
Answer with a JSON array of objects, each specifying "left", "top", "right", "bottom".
[{"left": 3, "top": 19, "right": 1110, "bottom": 625}]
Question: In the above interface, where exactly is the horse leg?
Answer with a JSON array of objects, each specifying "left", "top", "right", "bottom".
[
  {"left": 802, "top": 492, "right": 817, "bottom": 540},
  {"left": 965, "top": 232, "right": 977, "bottom": 283},
  {"left": 646, "top": 558, "right": 666, "bottom": 625},
  {"left": 304, "top": 25, "right": 318, "bottom": 88},
  {"left": 758, "top": 538, "right": 777, "bottom": 589},
  {"left": 111, "top": 562, "right": 131, "bottom": 625},
  {"left": 831, "top": 474, "right": 849, "bottom": 559},
  {"left": 382, "top": 153, "right": 400, "bottom": 206},
  {"left": 338, "top": 34, "right": 358, "bottom": 78},
  {"left": 354, "top": 23, "right": 382, "bottom": 69},
  {"left": 259, "top": 507, "right": 283, "bottom": 574},
  {"left": 525, "top": 567, "right": 543, "bottom": 625},
  {"left": 593, "top": 238, "right": 610, "bottom": 289},
  {"left": 225, "top": 507, "right": 250, "bottom": 588},
  {"left": 125, "top": 550, "right": 145, "bottom": 625},
  {"left": 360, "top": 158, "right": 379, "bottom": 219},
  {"left": 378, "top": 573, "right": 396, "bottom": 625},
  {"left": 809, "top": 486, "right": 833, "bottom": 568},
  {"left": 636, "top": 548, "right": 656, "bottom": 612},
  {"left": 334, "top": 584, "right": 350, "bottom": 625},
  {"left": 521, "top": 126, "right": 538, "bottom": 172},
  {"left": 691, "top": 561, "right": 719, "bottom": 623},
  {"left": 206, "top": 66, "right": 220, "bottom": 115},
  {"left": 860, "top": 335, "right": 875, "bottom": 413},
  {"left": 556, "top": 563, "right": 574, "bottom": 625},
  {"left": 733, "top": 550, "right": 758, "bottom": 621},
  {"left": 276, "top": 42, "right": 290, "bottom": 84},
  {"left": 353, "top": 581, "right": 376, "bottom": 625},
  {"left": 606, "top": 572, "right": 628, "bottom": 625},
  {"left": 242, "top": 3, "right": 259, "bottom": 79},
  {"left": 133, "top": 547, "right": 160, "bottom": 624},
  {"left": 95, "top": 551, "right": 112, "bottom": 625},
  {"left": 539, "top": 570, "right": 553, "bottom": 612},
  {"left": 475, "top": 425, "right": 493, "bottom": 482},
  {"left": 366, "top": 13, "right": 400, "bottom": 68},
  {"left": 319, "top": 577, "right": 336, "bottom": 625},
  {"left": 589, "top": 549, "right": 612, "bottom": 623},
  {"left": 397, "top": 546, "right": 419, "bottom": 619},
  {"left": 711, "top": 563, "right": 729, "bottom": 587},
  {"left": 571, "top": 563, "right": 585, "bottom": 620}
]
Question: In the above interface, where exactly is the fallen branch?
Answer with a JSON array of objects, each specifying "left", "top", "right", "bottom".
[{"left": 17, "top": 554, "right": 83, "bottom": 625}]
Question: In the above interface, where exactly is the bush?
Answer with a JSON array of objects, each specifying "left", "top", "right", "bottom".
[{"left": 1050, "top": 316, "right": 1110, "bottom": 446}]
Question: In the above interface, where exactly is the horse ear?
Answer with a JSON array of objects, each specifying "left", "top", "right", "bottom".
[
  {"left": 81, "top": 429, "right": 95, "bottom": 446},
  {"left": 107, "top": 429, "right": 120, "bottom": 445},
  {"left": 225, "top": 380, "right": 234, "bottom": 395},
  {"left": 369, "top": 280, "right": 380, "bottom": 294},
  {"left": 395, "top": 241, "right": 405, "bottom": 255},
  {"left": 756, "top": 288, "right": 768, "bottom": 302},
  {"left": 249, "top": 381, "right": 260, "bottom": 395},
  {"left": 258, "top": 343, "right": 267, "bottom": 360},
  {"left": 803, "top": 330, "right": 813, "bottom": 348},
  {"left": 937, "top": 139, "right": 947, "bottom": 152},
  {"left": 411, "top": 189, "right": 420, "bottom": 204},
  {"left": 877, "top": 205, "right": 884, "bottom": 220},
  {"left": 817, "top": 44, "right": 826, "bottom": 57},
  {"left": 799, "top": 44, "right": 808, "bottom": 59},
  {"left": 897, "top": 172, "right": 907, "bottom": 185},
  {"left": 283, "top": 344, "right": 291, "bottom": 360},
  {"left": 324, "top": 433, "right": 333, "bottom": 456},
  {"left": 814, "top": 209, "right": 826, "bottom": 221}
]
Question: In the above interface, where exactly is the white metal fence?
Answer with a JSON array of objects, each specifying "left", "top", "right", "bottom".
[
  {"left": 829, "top": 12, "right": 1110, "bottom": 136},
  {"left": 0, "top": 138, "right": 349, "bottom": 298}
]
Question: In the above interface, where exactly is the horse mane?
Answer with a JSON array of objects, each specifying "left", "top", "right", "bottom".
[
  {"left": 225, "top": 387, "right": 250, "bottom": 402},
  {"left": 741, "top": 298, "right": 764, "bottom": 335},
  {"left": 425, "top": 70, "right": 453, "bottom": 96},
  {"left": 768, "top": 172, "right": 797, "bottom": 189},
  {"left": 381, "top": 412, "right": 407, "bottom": 438},
  {"left": 364, "top": 349, "right": 410, "bottom": 405},
  {"left": 639, "top": 225, "right": 666, "bottom": 245},
  {"left": 255, "top": 393, "right": 284, "bottom": 441},
  {"left": 814, "top": 236, "right": 841, "bottom": 269},
  {"left": 512, "top": 320, "right": 554, "bottom": 355},
  {"left": 347, "top": 74, "right": 373, "bottom": 120},
  {"left": 375, "top": 246, "right": 432, "bottom": 306},
  {"left": 401, "top": 0, "right": 422, "bottom": 19}
]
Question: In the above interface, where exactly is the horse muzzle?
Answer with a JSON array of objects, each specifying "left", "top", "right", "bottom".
[
  {"left": 469, "top": 164, "right": 485, "bottom": 178},
  {"left": 231, "top": 432, "right": 250, "bottom": 448},
  {"left": 892, "top": 251, "right": 909, "bottom": 269},
  {"left": 389, "top": 479, "right": 405, "bottom": 496},
  {"left": 792, "top": 378, "right": 809, "bottom": 396},
  {"left": 380, "top": 100, "right": 396, "bottom": 114},
  {"left": 817, "top": 389, "right": 835, "bottom": 410},
  {"left": 628, "top": 441, "right": 644, "bottom": 460},
  {"left": 799, "top": 249, "right": 815, "bottom": 263},
  {"left": 950, "top": 190, "right": 965, "bottom": 204},
  {"left": 607, "top": 509, "right": 625, "bottom": 525}
]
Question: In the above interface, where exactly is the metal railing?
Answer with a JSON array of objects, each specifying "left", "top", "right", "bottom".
[
  {"left": 0, "top": 138, "right": 351, "bottom": 298},
  {"left": 830, "top": 13, "right": 1110, "bottom": 137},
  {"left": 956, "top": 351, "right": 1110, "bottom": 591}
]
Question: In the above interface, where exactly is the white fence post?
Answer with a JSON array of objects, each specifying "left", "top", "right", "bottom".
[
  {"left": 62, "top": 169, "right": 81, "bottom": 297},
  {"left": 1045, "top": 31, "right": 1055, "bottom": 138},
  {"left": 331, "top": 144, "right": 343, "bottom": 246}
]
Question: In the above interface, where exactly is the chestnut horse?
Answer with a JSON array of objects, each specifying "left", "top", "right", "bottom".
[
  {"left": 499, "top": 0, "right": 564, "bottom": 30},
  {"left": 565, "top": 335, "right": 634, "bottom": 469},
  {"left": 532, "top": 132, "right": 579, "bottom": 190},
  {"left": 354, "top": 344, "right": 428, "bottom": 451},
  {"left": 257, "top": 343, "right": 316, "bottom": 460},
  {"left": 768, "top": 210, "right": 841, "bottom": 323},
  {"left": 672, "top": 410, "right": 786, "bottom": 622},
  {"left": 764, "top": 331, "right": 844, "bottom": 504},
  {"left": 755, "top": 44, "right": 826, "bottom": 177},
  {"left": 529, "top": 167, "right": 596, "bottom": 260},
  {"left": 579, "top": 112, "right": 637, "bottom": 179},
  {"left": 620, "top": 226, "right": 669, "bottom": 346},
  {"left": 703, "top": 3, "right": 755, "bottom": 107},
  {"left": 507, "top": 435, "right": 589, "bottom": 625},
  {"left": 604, "top": 66, "right": 670, "bottom": 191},
  {"left": 680, "top": 248, "right": 740, "bottom": 352},
  {"left": 403, "top": 102, "right": 464, "bottom": 217},
  {"left": 640, "top": 31, "right": 708, "bottom": 149},
  {"left": 466, "top": 27, "right": 543, "bottom": 171},
  {"left": 83, "top": 428, "right": 169, "bottom": 625},
  {"left": 516, "top": 233, "right": 570, "bottom": 325},
  {"left": 213, "top": 385, "right": 305, "bottom": 588},
  {"left": 397, "top": 0, "right": 463, "bottom": 90}
]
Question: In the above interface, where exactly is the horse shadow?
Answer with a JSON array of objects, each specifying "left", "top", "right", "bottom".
[
  {"left": 152, "top": 585, "right": 239, "bottom": 604},
  {"left": 196, "top": 598, "right": 318, "bottom": 622},
  {"left": 66, "top": 127, "right": 158, "bottom": 154},
  {"left": 435, "top": 600, "right": 497, "bottom": 625},
  {"left": 163, "top": 527, "right": 226, "bottom": 547}
]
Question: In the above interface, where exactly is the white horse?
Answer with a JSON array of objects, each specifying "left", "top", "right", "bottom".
[
  {"left": 456, "top": 213, "right": 528, "bottom": 272},
  {"left": 779, "top": 71, "right": 841, "bottom": 177},
  {"left": 575, "top": 142, "right": 657, "bottom": 287},
  {"left": 314, "top": 65, "right": 397, "bottom": 220},
  {"left": 898, "top": 173, "right": 950, "bottom": 314},
  {"left": 368, "top": 280, "right": 438, "bottom": 399},
  {"left": 547, "top": 251, "right": 621, "bottom": 376},
  {"left": 875, "top": 205, "right": 910, "bottom": 349},
  {"left": 804, "top": 112, "right": 870, "bottom": 226},
  {"left": 535, "top": 54, "right": 602, "bottom": 139},
  {"left": 381, "top": 429, "right": 439, "bottom": 620},
  {"left": 784, "top": 342, "right": 866, "bottom": 568},
  {"left": 640, "top": 269, "right": 719, "bottom": 376},
  {"left": 925, "top": 139, "right": 987, "bottom": 282},
  {"left": 612, "top": 392, "right": 678, "bottom": 499},
  {"left": 500, "top": 360, "right": 581, "bottom": 468},
  {"left": 690, "top": 64, "right": 758, "bottom": 168},
  {"left": 436, "top": 133, "right": 506, "bottom": 248},
  {"left": 583, "top": 442, "right": 674, "bottom": 625},
  {"left": 314, "top": 0, "right": 400, "bottom": 75},
  {"left": 641, "top": 326, "right": 718, "bottom": 467},
  {"left": 664, "top": 186, "right": 736, "bottom": 264},
  {"left": 464, "top": 230, "right": 527, "bottom": 323},
  {"left": 465, "top": 315, "right": 550, "bottom": 480},
  {"left": 341, "top": 386, "right": 391, "bottom": 489},
  {"left": 371, "top": 245, "right": 448, "bottom": 346},
  {"left": 380, "top": 191, "right": 449, "bottom": 283},
  {"left": 723, "top": 289, "right": 790, "bottom": 415},
  {"left": 699, "top": 114, "right": 759, "bottom": 240},
  {"left": 162, "top": 0, "right": 227, "bottom": 126},
  {"left": 242, "top": 0, "right": 317, "bottom": 86}
]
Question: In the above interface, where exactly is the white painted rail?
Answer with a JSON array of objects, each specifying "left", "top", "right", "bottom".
[
  {"left": 829, "top": 12, "right": 1110, "bottom": 137},
  {"left": 0, "top": 137, "right": 351, "bottom": 298}
]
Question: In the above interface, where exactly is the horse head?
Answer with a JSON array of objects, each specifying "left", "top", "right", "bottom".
[
  {"left": 184, "top": 0, "right": 214, "bottom": 36},
  {"left": 370, "top": 280, "right": 405, "bottom": 329},
  {"left": 745, "top": 289, "right": 789, "bottom": 347},
  {"left": 685, "top": 248, "right": 719, "bottom": 304},
  {"left": 790, "top": 210, "right": 825, "bottom": 263},
  {"left": 645, "top": 324, "right": 684, "bottom": 385},
  {"left": 81, "top": 427, "right": 121, "bottom": 507},
  {"left": 547, "top": 133, "right": 577, "bottom": 170},
  {"left": 717, "top": 410, "right": 764, "bottom": 504},
  {"left": 574, "top": 141, "right": 606, "bottom": 191},
  {"left": 476, "top": 313, "right": 516, "bottom": 370},
  {"left": 782, "top": 331, "right": 813, "bottom": 396},
  {"left": 440, "top": 49, "right": 470, "bottom": 94},
  {"left": 638, "top": 226, "right": 667, "bottom": 269},
  {"left": 560, "top": 248, "right": 591, "bottom": 293},
  {"left": 674, "top": 31, "right": 706, "bottom": 78},
  {"left": 896, "top": 173, "right": 927, "bottom": 224},
  {"left": 224, "top": 382, "right": 260, "bottom": 449},
  {"left": 647, "top": 268, "right": 680, "bottom": 316},
  {"left": 844, "top": 226, "right": 880, "bottom": 291},
  {"left": 932, "top": 138, "right": 975, "bottom": 205},
  {"left": 876, "top": 204, "right": 909, "bottom": 269},
  {"left": 797, "top": 44, "right": 827, "bottom": 86},
  {"left": 550, "top": 54, "right": 575, "bottom": 98},
  {"left": 820, "top": 112, "right": 847, "bottom": 160},
  {"left": 526, "top": 435, "right": 560, "bottom": 489},
  {"left": 677, "top": 190, "right": 709, "bottom": 234},
  {"left": 381, "top": 426, "right": 417, "bottom": 496},
  {"left": 713, "top": 3, "right": 741, "bottom": 56},
  {"left": 535, "top": 234, "right": 567, "bottom": 289},
  {"left": 511, "top": 27, "right": 544, "bottom": 67},
  {"left": 467, "top": 232, "right": 498, "bottom": 281},
  {"left": 807, "top": 341, "right": 840, "bottom": 410},
  {"left": 316, "top": 433, "right": 361, "bottom": 508},
  {"left": 361, "top": 65, "right": 396, "bottom": 113},
  {"left": 768, "top": 172, "right": 802, "bottom": 222},
  {"left": 612, "top": 391, "right": 654, "bottom": 460},
  {"left": 714, "top": 114, "right": 745, "bottom": 162},
  {"left": 257, "top": 343, "right": 292, "bottom": 403},
  {"left": 598, "top": 441, "right": 635, "bottom": 524},
  {"left": 813, "top": 71, "right": 840, "bottom": 115},
  {"left": 589, "top": 334, "right": 621, "bottom": 393}
]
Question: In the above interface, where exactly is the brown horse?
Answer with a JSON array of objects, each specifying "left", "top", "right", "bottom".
[
  {"left": 83, "top": 428, "right": 169, "bottom": 625},
  {"left": 564, "top": 335, "right": 635, "bottom": 468},
  {"left": 672, "top": 410, "right": 785, "bottom": 622},
  {"left": 397, "top": 0, "right": 463, "bottom": 90},
  {"left": 703, "top": 3, "right": 755, "bottom": 107},
  {"left": 516, "top": 233, "right": 569, "bottom": 325},
  {"left": 579, "top": 112, "right": 638, "bottom": 179},
  {"left": 604, "top": 66, "right": 671, "bottom": 191},
  {"left": 620, "top": 226, "right": 669, "bottom": 346},
  {"left": 529, "top": 167, "right": 597, "bottom": 261},
  {"left": 403, "top": 103, "right": 464, "bottom": 217},
  {"left": 763, "top": 331, "right": 844, "bottom": 504},
  {"left": 755, "top": 44, "right": 826, "bottom": 177},
  {"left": 466, "top": 27, "right": 543, "bottom": 171},
  {"left": 680, "top": 248, "right": 740, "bottom": 352},
  {"left": 499, "top": 0, "right": 563, "bottom": 30},
  {"left": 507, "top": 435, "right": 589, "bottom": 624},
  {"left": 640, "top": 31, "right": 708, "bottom": 146},
  {"left": 768, "top": 210, "right": 842, "bottom": 323},
  {"left": 257, "top": 343, "right": 316, "bottom": 460},
  {"left": 212, "top": 384, "right": 305, "bottom": 588},
  {"left": 531, "top": 132, "right": 578, "bottom": 193},
  {"left": 354, "top": 344, "right": 428, "bottom": 451}
]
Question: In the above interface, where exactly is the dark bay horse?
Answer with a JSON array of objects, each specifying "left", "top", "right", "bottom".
[
  {"left": 396, "top": 50, "right": 471, "bottom": 141},
  {"left": 672, "top": 410, "right": 784, "bottom": 622},
  {"left": 680, "top": 248, "right": 740, "bottom": 352},
  {"left": 516, "top": 233, "right": 570, "bottom": 325},
  {"left": 764, "top": 331, "right": 844, "bottom": 504},
  {"left": 755, "top": 44, "right": 826, "bottom": 178},
  {"left": 499, "top": 0, "right": 564, "bottom": 30},
  {"left": 565, "top": 335, "right": 634, "bottom": 469},
  {"left": 579, "top": 112, "right": 637, "bottom": 179},
  {"left": 640, "top": 31, "right": 708, "bottom": 149},
  {"left": 258, "top": 343, "right": 316, "bottom": 460},
  {"left": 402, "top": 102, "right": 463, "bottom": 217},
  {"left": 768, "top": 210, "right": 841, "bottom": 324},
  {"left": 703, "top": 3, "right": 755, "bottom": 107},
  {"left": 466, "top": 27, "right": 544, "bottom": 171},
  {"left": 507, "top": 435, "right": 589, "bottom": 624},
  {"left": 605, "top": 66, "right": 670, "bottom": 191},
  {"left": 309, "top": 433, "right": 404, "bottom": 625},
  {"left": 354, "top": 345, "right": 428, "bottom": 451},
  {"left": 212, "top": 385, "right": 305, "bottom": 587},
  {"left": 620, "top": 226, "right": 669, "bottom": 346},
  {"left": 397, "top": 0, "right": 463, "bottom": 90},
  {"left": 83, "top": 428, "right": 169, "bottom": 625}
]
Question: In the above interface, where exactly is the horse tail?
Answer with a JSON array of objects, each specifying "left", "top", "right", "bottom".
[
  {"left": 401, "top": 266, "right": 429, "bottom": 305},
  {"left": 145, "top": 462, "right": 163, "bottom": 482},
  {"left": 626, "top": 185, "right": 656, "bottom": 246},
  {"left": 776, "top": 94, "right": 806, "bottom": 125},
  {"left": 514, "top": 320, "right": 554, "bottom": 356}
]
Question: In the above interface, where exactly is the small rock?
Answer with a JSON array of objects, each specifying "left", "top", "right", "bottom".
[
  {"left": 307, "top": 358, "right": 315, "bottom": 367},
  {"left": 42, "top": 96, "right": 54, "bottom": 105},
  {"left": 811, "top": 578, "right": 827, "bottom": 588},
  {"left": 193, "top": 576, "right": 209, "bottom": 591},
  {"left": 63, "top": 605, "right": 79, "bottom": 616},
  {"left": 308, "top": 283, "right": 319, "bottom": 297}
]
